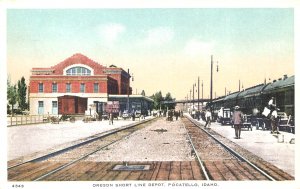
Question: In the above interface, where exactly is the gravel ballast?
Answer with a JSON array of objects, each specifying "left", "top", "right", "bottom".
[{"left": 85, "top": 118, "right": 194, "bottom": 162}]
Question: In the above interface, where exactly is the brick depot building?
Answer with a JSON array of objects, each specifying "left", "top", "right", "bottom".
[{"left": 29, "top": 53, "right": 153, "bottom": 115}]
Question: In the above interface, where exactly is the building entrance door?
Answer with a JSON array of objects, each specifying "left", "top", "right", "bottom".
[
  {"left": 58, "top": 96, "right": 87, "bottom": 115},
  {"left": 93, "top": 101, "right": 103, "bottom": 115}
]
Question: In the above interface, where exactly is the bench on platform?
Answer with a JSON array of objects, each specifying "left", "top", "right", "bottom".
[
  {"left": 242, "top": 122, "right": 252, "bottom": 130},
  {"left": 278, "top": 115, "right": 293, "bottom": 133},
  {"left": 242, "top": 115, "right": 252, "bottom": 131}
]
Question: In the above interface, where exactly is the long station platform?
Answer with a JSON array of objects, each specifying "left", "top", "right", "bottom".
[{"left": 191, "top": 116, "right": 295, "bottom": 177}]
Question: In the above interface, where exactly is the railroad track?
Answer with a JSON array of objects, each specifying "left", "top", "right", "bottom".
[
  {"left": 7, "top": 118, "right": 157, "bottom": 181},
  {"left": 8, "top": 116, "right": 293, "bottom": 181},
  {"left": 182, "top": 116, "right": 294, "bottom": 181}
]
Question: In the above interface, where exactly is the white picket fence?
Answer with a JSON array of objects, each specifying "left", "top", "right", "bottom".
[{"left": 7, "top": 114, "right": 50, "bottom": 126}]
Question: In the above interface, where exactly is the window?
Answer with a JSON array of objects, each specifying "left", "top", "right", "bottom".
[
  {"left": 52, "top": 83, "right": 57, "bottom": 92},
  {"left": 66, "top": 83, "right": 71, "bottom": 93},
  {"left": 80, "top": 83, "right": 85, "bottom": 93},
  {"left": 94, "top": 83, "right": 99, "bottom": 93},
  {"left": 38, "top": 83, "right": 44, "bottom": 93},
  {"left": 38, "top": 101, "right": 44, "bottom": 114},
  {"left": 52, "top": 101, "right": 58, "bottom": 114},
  {"left": 52, "top": 101, "right": 57, "bottom": 108},
  {"left": 66, "top": 66, "right": 91, "bottom": 76},
  {"left": 38, "top": 101, "right": 44, "bottom": 107}
]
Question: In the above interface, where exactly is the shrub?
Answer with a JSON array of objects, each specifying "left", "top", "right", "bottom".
[{"left": 60, "top": 114, "right": 71, "bottom": 121}]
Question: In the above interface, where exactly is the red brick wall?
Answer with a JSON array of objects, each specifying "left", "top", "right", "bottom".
[
  {"left": 121, "top": 74, "right": 131, "bottom": 95},
  {"left": 29, "top": 81, "right": 39, "bottom": 93},
  {"left": 100, "top": 80, "right": 107, "bottom": 93},
  {"left": 109, "top": 74, "right": 121, "bottom": 93},
  {"left": 107, "top": 77, "right": 118, "bottom": 94},
  {"left": 59, "top": 82, "right": 66, "bottom": 93},
  {"left": 30, "top": 76, "right": 110, "bottom": 93},
  {"left": 44, "top": 81, "right": 52, "bottom": 93},
  {"left": 51, "top": 53, "right": 106, "bottom": 75},
  {"left": 108, "top": 73, "right": 131, "bottom": 95},
  {"left": 29, "top": 54, "right": 130, "bottom": 95}
]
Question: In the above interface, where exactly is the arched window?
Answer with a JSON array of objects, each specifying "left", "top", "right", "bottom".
[{"left": 66, "top": 66, "right": 91, "bottom": 76}]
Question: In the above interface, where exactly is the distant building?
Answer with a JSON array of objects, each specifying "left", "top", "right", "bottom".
[
  {"left": 108, "top": 94, "right": 153, "bottom": 115},
  {"left": 29, "top": 53, "right": 153, "bottom": 115}
]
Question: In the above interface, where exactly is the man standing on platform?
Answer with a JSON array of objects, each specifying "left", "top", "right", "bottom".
[
  {"left": 268, "top": 97, "right": 276, "bottom": 114},
  {"left": 204, "top": 108, "right": 212, "bottom": 129},
  {"left": 109, "top": 113, "right": 114, "bottom": 125},
  {"left": 232, "top": 106, "right": 243, "bottom": 139},
  {"left": 270, "top": 108, "right": 280, "bottom": 134}
]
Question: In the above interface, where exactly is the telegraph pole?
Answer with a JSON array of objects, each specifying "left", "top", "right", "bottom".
[
  {"left": 187, "top": 94, "right": 189, "bottom": 111},
  {"left": 210, "top": 55, "right": 213, "bottom": 104},
  {"left": 192, "top": 84, "right": 195, "bottom": 109},
  {"left": 127, "top": 69, "right": 130, "bottom": 111},
  {"left": 210, "top": 55, "right": 220, "bottom": 103},
  {"left": 189, "top": 89, "right": 191, "bottom": 110},
  {"left": 201, "top": 80, "right": 203, "bottom": 106},
  {"left": 198, "top": 77, "right": 200, "bottom": 110}
]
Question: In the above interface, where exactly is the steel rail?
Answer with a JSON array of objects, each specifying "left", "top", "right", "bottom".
[
  {"left": 33, "top": 117, "right": 157, "bottom": 181},
  {"left": 185, "top": 115, "right": 276, "bottom": 181},
  {"left": 8, "top": 117, "right": 156, "bottom": 170},
  {"left": 33, "top": 136, "right": 122, "bottom": 181},
  {"left": 183, "top": 124, "right": 210, "bottom": 180}
]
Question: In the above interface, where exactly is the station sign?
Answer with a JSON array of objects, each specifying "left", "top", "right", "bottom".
[{"left": 105, "top": 101, "right": 120, "bottom": 113}]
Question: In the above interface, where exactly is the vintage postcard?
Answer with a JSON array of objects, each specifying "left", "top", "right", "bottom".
[{"left": 1, "top": 1, "right": 299, "bottom": 189}]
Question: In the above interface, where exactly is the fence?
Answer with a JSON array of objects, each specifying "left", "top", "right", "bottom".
[{"left": 7, "top": 114, "right": 50, "bottom": 126}]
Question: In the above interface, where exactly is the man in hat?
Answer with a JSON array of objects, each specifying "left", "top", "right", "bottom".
[
  {"left": 232, "top": 106, "right": 243, "bottom": 139},
  {"left": 204, "top": 108, "right": 212, "bottom": 129},
  {"left": 268, "top": 97, "right": 276, "bottom": 112}
]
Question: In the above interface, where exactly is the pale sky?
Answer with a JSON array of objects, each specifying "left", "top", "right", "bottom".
[{"left": 7, "top": 8, "right": 294, "bottom": 100}]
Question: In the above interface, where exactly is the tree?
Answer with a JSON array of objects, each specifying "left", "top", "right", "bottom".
[
  {"left": 150, "top": 91, "right": 177, "bottom": 110},
  {"left": 7, "top": 81, "right": 17, "bottom": 115},
  {"left": 141, "top": 90, "right": 146, "bottom": 96},
  {"left": 150, "top": 91, "right": 164, "bottom": 110},
  {"left": 165, "top": 92, "right": 175, "bottom": 110},
  {"left": 17, "top": 76, "right": 28, "bottom": 110}
]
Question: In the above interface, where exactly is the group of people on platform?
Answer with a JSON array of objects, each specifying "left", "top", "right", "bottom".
[
  {"left": 190, "top": 96, "right": 281, "bottom": 139},
  {"left": 108, "top": 97, "right": 282, "bottom": 139},
  {"left": 267, "top": 97, "right": 280, "bottom": 134},
  {"left": 231, "top": 96, "right": 280, "bottom": 139},
  {"left": 108, "top": 109, "right": 146, "bottom": 125},
  {"left": 189, "top": 109, "right": 212, "bottom": 129},
  {"left": 166, "top": 109, "right": 183, "bottom": 121}
]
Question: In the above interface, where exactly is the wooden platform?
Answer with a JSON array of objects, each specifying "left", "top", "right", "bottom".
[{"left": 8, "top": 161, "right": 204, "bottom": 181}]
